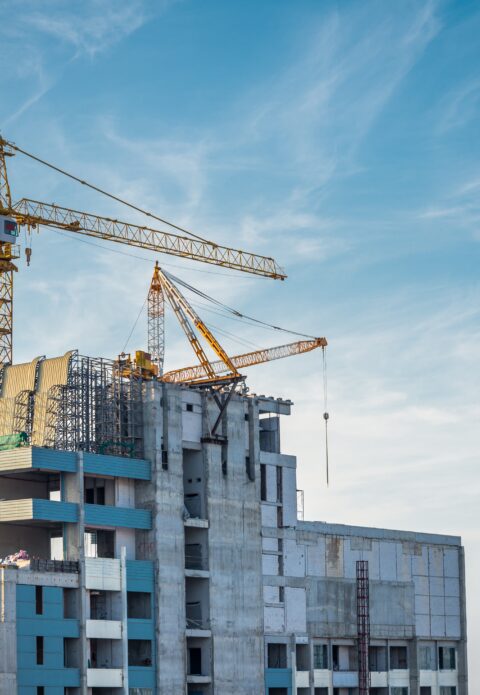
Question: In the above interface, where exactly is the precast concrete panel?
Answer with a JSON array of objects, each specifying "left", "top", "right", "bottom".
[
  {"left": 379, "top": 541, "right": 398, "bottom": 581},
  {"left": 429, "top": 576, "right": 445, "bottom": 596},
  {"left": 446, "top": 615, "right": 461, "bottom": 637},
  {"left": 266, "top": 464, "right": 277, "bottom": 503},
  {"left": 263, "top": 537, "right": 278, "bottom": 552},
  {"left": 265, "top": 605, "right": 286, "bottom": 632},
  {"left": 412, "top": 545, "right": 429, "bottom": 576},
  {"left": 431, "top": 614, "right": 446, "bottom": 637},
  {"left": 284, "top": 539, "right": 305, "bottom": 578},
  {"left": 445, "top": 577, "right": 460, "bottom": 597},
  {"left": 444, "top": 547, "right": 460, "bottom": 577},
  {"left": 282, "top": 466, "right": 297, "bottom": 527},
  {"left": 428, "top": 546, "right": 444, "bottom": 577},
  {"left": 285, "top": 586, "right": 306, "bottom": 633},
  {"left": 262, "top": 503, "right": 278, "bottom": 528},
  {"left": 325, "top": 537, "right": 344, "bottom": 577},
  {"left": 306, "top": 539, "right": 326, "bottom": 577}
]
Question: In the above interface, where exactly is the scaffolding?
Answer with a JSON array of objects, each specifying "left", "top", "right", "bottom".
[
  {"left": 0, "top": 352, "right": 144, "bottom": 457},
  {"left": 356, "top": 560, "right": 370, "bottom": 695}
]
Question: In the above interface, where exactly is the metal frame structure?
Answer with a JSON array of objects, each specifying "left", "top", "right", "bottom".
[
  {"left": 148, "top": 262, "right": 165, "bottom": 376},
  {"left": 356, "top": 559, "right": 371, "bottom": 695},
  {"left": 3, "top": 352, "right": 144, "bottom": 457}
]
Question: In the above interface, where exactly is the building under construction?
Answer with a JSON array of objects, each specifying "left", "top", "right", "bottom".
[
  {"left": 0, "top": 350, "right": 468, "bottom": 695},
  {"left": 0, "top": 137, "right": 469, "bottom": 694}
]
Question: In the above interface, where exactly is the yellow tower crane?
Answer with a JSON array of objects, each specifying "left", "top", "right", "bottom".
[
  {"left": 128, "top": 263, "right": 327, "bottom": 386},
  {"left": 0, "top": 136, "right": 286, "bottom": 367}
]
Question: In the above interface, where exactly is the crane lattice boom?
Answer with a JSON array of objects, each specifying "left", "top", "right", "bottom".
[
  {"left": 162, "top": 337, "right": 327, "bottom": 383},
  {"left": 12, "top": 199, "right": 286, "bottom": 279}
]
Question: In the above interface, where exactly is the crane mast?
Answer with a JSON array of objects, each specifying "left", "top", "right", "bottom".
[
  {"left": 148, "top": 262, "right": 165, "bottom": 376},
  {"left": 0, "top": 139, "right": 19, "bottom": 366}
]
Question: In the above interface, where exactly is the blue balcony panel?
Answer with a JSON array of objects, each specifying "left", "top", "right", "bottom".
[
  {"left": 16, "top": 617, "right": 80, "bottom": 638},
  {"left": 265, "top": 668, "right": 292, "bottom": 693},
  {"left": 33, "top": 499, "right": 78, "bottom": 523},
  {"left": 85, "top": 504, "right": 151, "bottom": 530},
  {"left": 128, "top": 618, "right": 154, "bottom": 640},
  {"left": 127, "top": 560, "right": 155, "bottom": 592},
  {"left": 83, "top": 452, "right": 151, "bottom": 480},
  {"left": 129, "top": 666, "right": 155, "bottom": 689},
  {"left": 17, "top": 667, "right": 80, "bottom": 687}
]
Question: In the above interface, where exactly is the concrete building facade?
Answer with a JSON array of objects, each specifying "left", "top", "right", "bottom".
[{"left": 0, "top": 378, "right": 468, "bottom": 695}]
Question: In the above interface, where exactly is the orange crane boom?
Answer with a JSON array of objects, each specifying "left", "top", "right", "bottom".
[{"left": 161, "top": 337, "right": 327, "bottom": 384}]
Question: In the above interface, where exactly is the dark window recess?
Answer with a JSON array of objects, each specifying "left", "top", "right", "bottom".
[
  {"left": 277, "top": 505, "right": 283, "bottom": 528},
  {"left": 260, "top": 464, "right": 267, "bottom": 501},
  {"left": 420, "top": 688, "right": 432, "bottom": 695},
  {"left": 279, "top": 586, "right": 285, "bottom": 603},
  {"left": 268, "top": 643, "right": 287, "bottom": 669},
  {"left": 36, "top": 636, "right": 44, "bottom": 665},
  {"left": 439, "top": 646, "right": 456, "bottom": 670},
  {"left": 390, "top": 646, "right": 408, "bottom": 669},
  {"left": 244, "top": 413, "right": 249, "bottom": 421},
  {"left": 128, "top": 639, "right": 152, "bottom": 667},
  {"left": 314, "top": 690, "right": 329, "bottom": 695},
  {"left": 369, "top": 645, "right": 387, "bottom": 671},
  {"left": 85, "top": 488, "right": 94, "bottom": 503},
  {"left": 222, "top": 457, "right": 227, "bottom": 475},
  {"left": 269, "top": 689, "right": 288, "bottom": 695},
  {"left": 313, "top": 644, "right": 328, "bottom": 669},
  {"left": 189, "top": 647, "right": 202, "bottom": 675},
  {"left": 127, "top": 592, "right": 152, "bottom": 620},
  {"left": 186, "top": 403, "right": 193, "bottom": 412},
  {"left": 276, "top": 466, "right": 283, "bottom": 502},
  {"left": 161, "top": 449, "right": 168, "bottom": 470},
  {"left": 35, "top": 585, "right": 43, "bottom": 615},
  {"left": 37, "top": 688, "right": 45, "bottom": 695}
]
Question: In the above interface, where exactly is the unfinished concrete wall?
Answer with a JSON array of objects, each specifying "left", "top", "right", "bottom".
[
  {"left": 0, "top": 569, "right": 17, "bottom": 692},
  {"left": 206, "top": 394, "right": 264, "bottom": 694},
  {"left": 138, "top": 381, "right": 186, "bottom": 694}
]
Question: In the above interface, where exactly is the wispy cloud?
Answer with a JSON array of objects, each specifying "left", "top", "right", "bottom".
[
  {"left": 0, "top": 0, "right": 174, "bottom": 127},
  {"left": 436, "top": 78, "right": 480, "bottom": 133}
]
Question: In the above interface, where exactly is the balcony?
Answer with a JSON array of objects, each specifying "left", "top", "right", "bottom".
[
  {"left": 87, "top": 668, "right": 124, "bottom": 688},
  {"left": 86, "top": 619, "right": 122, "bottom": 640},
  {"left": 0, "top": 498, "right": 77, "bottom": 524}
]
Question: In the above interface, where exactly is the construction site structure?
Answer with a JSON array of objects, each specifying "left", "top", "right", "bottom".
[{"left": 0, "top": 364, "right": 469, "bottom": 695}]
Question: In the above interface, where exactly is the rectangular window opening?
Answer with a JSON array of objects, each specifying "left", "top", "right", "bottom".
[
  {"left": 36, "top": 635, "right": 44, "bottom": 665},
  {"left": 35, "top": 585, "right": 43, "bottom": 615}
]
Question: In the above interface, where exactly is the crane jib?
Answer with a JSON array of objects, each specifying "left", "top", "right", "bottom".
[{"left": 12, "top": 198, "right": 287, "bottom": 280}]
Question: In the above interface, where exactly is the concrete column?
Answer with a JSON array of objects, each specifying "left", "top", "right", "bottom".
[
  {"left": 137, "top": 382, "right": 186, "bottom": 694},
  {"left": 120, "top": 546, "right": 129, "bottom": 695},
  {"left": 458, "top": 546, "right": 469, "bottom": 695},
  {"left": 63, "top": 451, "right": 85, "bottom": 561},
  {"left": 206, "top": 395, "right": 264, "bottom": 694},
  {"left": 408, "top": 637, "right": 419, "bottom": 695},
  {"left": 0, "top": 569, "right": 17, "bottom": 692}
]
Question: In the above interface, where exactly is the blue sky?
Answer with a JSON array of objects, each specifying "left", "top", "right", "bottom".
[{"left": 1, "top": 0, "right": 480, "bottom": 686}]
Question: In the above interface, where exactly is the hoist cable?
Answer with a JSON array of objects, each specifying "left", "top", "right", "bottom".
[
  {"left": 5, "top": 139, "right": 211, "bottom": 244},
  {"left": 322, "top": 346, "right": 330, "bottom": 486},
  {"left": 164, "top": 269, "right": 317, "bottom": 340}
]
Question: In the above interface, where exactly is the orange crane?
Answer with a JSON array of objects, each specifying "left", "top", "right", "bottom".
[
  {"left": 162, "top": 337, "right": 327, "bottom": 385},
  {"left": 127, "top": 263, "right": 327, "bottom": 386},
  {"left": 0, "top": 136, "right": 286, "bottom": 367}
]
